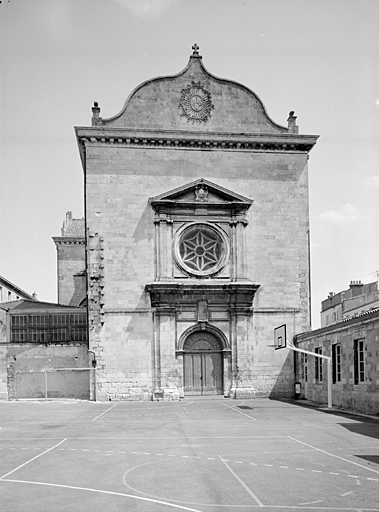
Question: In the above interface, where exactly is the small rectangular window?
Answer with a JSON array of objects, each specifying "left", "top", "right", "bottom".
[
  {"left": 354, "top": 339, "right": 365, "bottom": 384},
  {"left": 336, "top": 344, "right": 341, "bottom": 382},
  {"left": 304, "top": 353, "right": 308, "bottom": 383},
  {"left": 315, "top": 347, "right": 323, "bottom": 382},
  {"left": 332, "top": 344, "right": 341, "bottom": 383}
]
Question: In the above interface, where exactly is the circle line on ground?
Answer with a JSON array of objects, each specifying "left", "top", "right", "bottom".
[{"left": 0, "top": 479, "right": 204, "bottom": 512}]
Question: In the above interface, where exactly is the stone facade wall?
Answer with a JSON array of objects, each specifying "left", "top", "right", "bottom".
[
  {"left": 84, "top": 144, "right": 310, "bottom": 400},
  {"left": 296, "top": 310, "right": 379, "bottom": 415},
  {"left": 78, "top": 50, "right": 316, "bottom": 401}
]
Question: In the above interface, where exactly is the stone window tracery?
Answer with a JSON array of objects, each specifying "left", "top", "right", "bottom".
[{"left": 174, "top": 223, "right": 229, "bottom": 277}]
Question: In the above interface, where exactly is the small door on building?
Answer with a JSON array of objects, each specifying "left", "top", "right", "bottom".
[{"left": 183, "top": 333, "right": 223, "bottom": 395}]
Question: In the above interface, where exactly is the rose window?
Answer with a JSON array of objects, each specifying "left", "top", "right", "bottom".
[{"left": 175, "top": 223, "right": 229, "bottom": 277}]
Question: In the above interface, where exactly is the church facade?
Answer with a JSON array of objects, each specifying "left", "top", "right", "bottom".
[{"left": 75, "top": 45, "right": 318, "bottom": 401}]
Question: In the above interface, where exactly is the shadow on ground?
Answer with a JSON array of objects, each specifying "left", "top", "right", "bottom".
[
  {"left": 354, "top": 455, "right": 379, "bottom": 466},
  {"left": 276, "top": 398, "right": 379, "bottom": 437}
]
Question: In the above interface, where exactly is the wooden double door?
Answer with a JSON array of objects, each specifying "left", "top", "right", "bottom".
[{"left": 183, "top": 332, "right": 223, "bottom": 396}]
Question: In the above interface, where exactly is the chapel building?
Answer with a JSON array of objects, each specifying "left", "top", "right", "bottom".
[{"left": 75, "top": 45, "right": 318, "bottom": 401}]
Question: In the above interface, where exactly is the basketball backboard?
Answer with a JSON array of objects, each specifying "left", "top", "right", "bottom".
[{"left": 274, "top": 324, "right": 287, "bottom": 350}]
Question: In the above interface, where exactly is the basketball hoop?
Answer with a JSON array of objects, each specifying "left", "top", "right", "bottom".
[{"left": 274, "top": 324, "right": 287, "bottom": 350}]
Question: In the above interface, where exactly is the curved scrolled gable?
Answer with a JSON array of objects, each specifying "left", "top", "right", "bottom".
[{"left": 100, "top": 51, "right": 289, "bottom": 134}]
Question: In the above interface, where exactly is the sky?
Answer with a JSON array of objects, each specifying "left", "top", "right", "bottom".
[{"left": 0, "top": 0, "right": 378, "bottom": 328}]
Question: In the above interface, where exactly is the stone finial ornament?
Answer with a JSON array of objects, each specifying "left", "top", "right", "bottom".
[
  {"left": 192, "top": 43, "right": 200, "bottom": 56},
  {"left": 92, "top": 102, "right": 102, "bottom": 126}
]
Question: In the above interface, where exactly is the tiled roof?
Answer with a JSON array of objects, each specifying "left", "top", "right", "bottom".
[
  {"left": 62, "top": 218, "right": 85, "bottom": 237},
  {"left": 297, "top": 307, "right": 379, "bottom": 339},
  {"left": 0, "top": 275, "right": 36, "bottom": 300},
  {"left": 0, "top": 299, "right": 86, "bottom": 311}
]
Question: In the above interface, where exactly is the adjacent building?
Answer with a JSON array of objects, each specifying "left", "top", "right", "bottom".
[
  {"left": 0, "top": 300, "right": 88, "bottom": 400},
  {"left": 321, "top": 280, "right": 379, "bottom": 327},
  {"left": 0, "top": 215, "right": 88, "bottom": 401},
  {"left": 0, "top": 275, "right": 36, "bottom": 303},
  {"left": 75, "top": 45, "right": 318, "bottom": 401},
  {"left": 53, "top": 211, "right": 86, "bottom": 307},
  {"left": 296, "top": 282, "right": 379, "bottom": 415}
]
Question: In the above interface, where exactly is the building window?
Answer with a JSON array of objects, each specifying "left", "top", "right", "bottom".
[
  {"left": 354, "top": 339, "right": 365, "bottom": 384},
  {"left": 11, "top": 315, "right": 28, "bottom": 342},
  {"left": 29, "top": 315, "right": 49, "bottom": 342},
  {"left": 8, "top": 291, "right": 11, "bottom": 301},
  {"left": 315, "top": 347, "right": 322, "bottom": 382},
  {"left": 10, "top": 313, "right": 87, "bottom": 343},
  {"left": 174, "top": 222, "right": 229, "bottom": 277},
  {"left": 304, "top": 353, "right": 308, "bottom": 383},
  {"left": 50, "top": 314, "right": 70, "bottom": 342},
  {"left": 332, "top": 343, "right": 341, "bottom": 383},
  {"left": 70, "top": 313, "right": 87, "bottom": 341}
]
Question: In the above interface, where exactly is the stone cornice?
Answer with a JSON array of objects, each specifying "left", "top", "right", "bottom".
[
  {"left": 146, "top": 281, "right": 260, "bottom": 292},
  {"left": 75, "top": 127, "right": 318, "bottom": 154},
  {"left": 146, "top": 281, "right": 260, "bottom": 310},
  {"left": 53, "top": 236, "right": 85, "bottom": 246}
]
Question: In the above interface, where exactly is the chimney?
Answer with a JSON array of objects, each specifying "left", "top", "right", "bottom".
[
  {"left": 61, "top": 211, "right": 72, "bottom": 235},
  {"left": 287, "top": 111, "right": 299, "bottom": 134},
  {"left": 32, "top": 292, "right": 37, "bottom": 300},
  {"left": 349, "top": 280, "right": 363, "bottom": 297}
]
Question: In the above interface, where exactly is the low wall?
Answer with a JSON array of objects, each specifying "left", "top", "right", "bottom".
[{"left": 5, "top": 343, "right": 90, "bottom": 400}]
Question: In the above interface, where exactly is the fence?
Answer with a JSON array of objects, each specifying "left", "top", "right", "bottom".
[{"left": 15, "top": 368, "right": 95, "bottom": 400}]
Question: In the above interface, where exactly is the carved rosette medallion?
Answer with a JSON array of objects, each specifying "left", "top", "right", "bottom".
[{"left": 179, "top": 81, "right": 214, "bottom": 123}]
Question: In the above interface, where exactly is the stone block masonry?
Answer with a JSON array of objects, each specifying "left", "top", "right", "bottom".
[{"left": 76, "top": 46, "right": 318, "bottom": 401}]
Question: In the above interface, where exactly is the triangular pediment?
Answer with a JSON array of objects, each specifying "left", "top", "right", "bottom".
[{"left": 149, "top": 178, "right": 253, "bottom": 207}]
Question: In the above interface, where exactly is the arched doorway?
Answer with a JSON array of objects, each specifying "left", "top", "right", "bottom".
[{"left": 183, "top": 331, "right": 223, "bottom": 396}]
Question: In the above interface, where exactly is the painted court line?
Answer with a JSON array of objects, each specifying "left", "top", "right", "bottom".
[
  {"left": 91, "top": 403, "right": 118, "bottom": 422},
  {"left": 0, "top": 435, "right": 289, "bottom": 442},
  {"left": 288, "top": 436, "right": 379, "bottom": 475},
  {"left": 221, "top": 402, "right": 256, "bottom": 421},
  {"left": 0, "top": 438, "right": 67, "bottom": 480},
  {"left": 6, "top": 444, "right": 375, "bottom": 482},
  {"left": 1, "top": 479, "right": 204, "bottom": 512},
  {"left": 218, "top": 455, "right": 264, "bottom": 507}
]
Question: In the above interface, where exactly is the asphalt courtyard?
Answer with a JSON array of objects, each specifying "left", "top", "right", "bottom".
[{"left": 0, "top": 398, "right": 379, "bottom": 512}]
